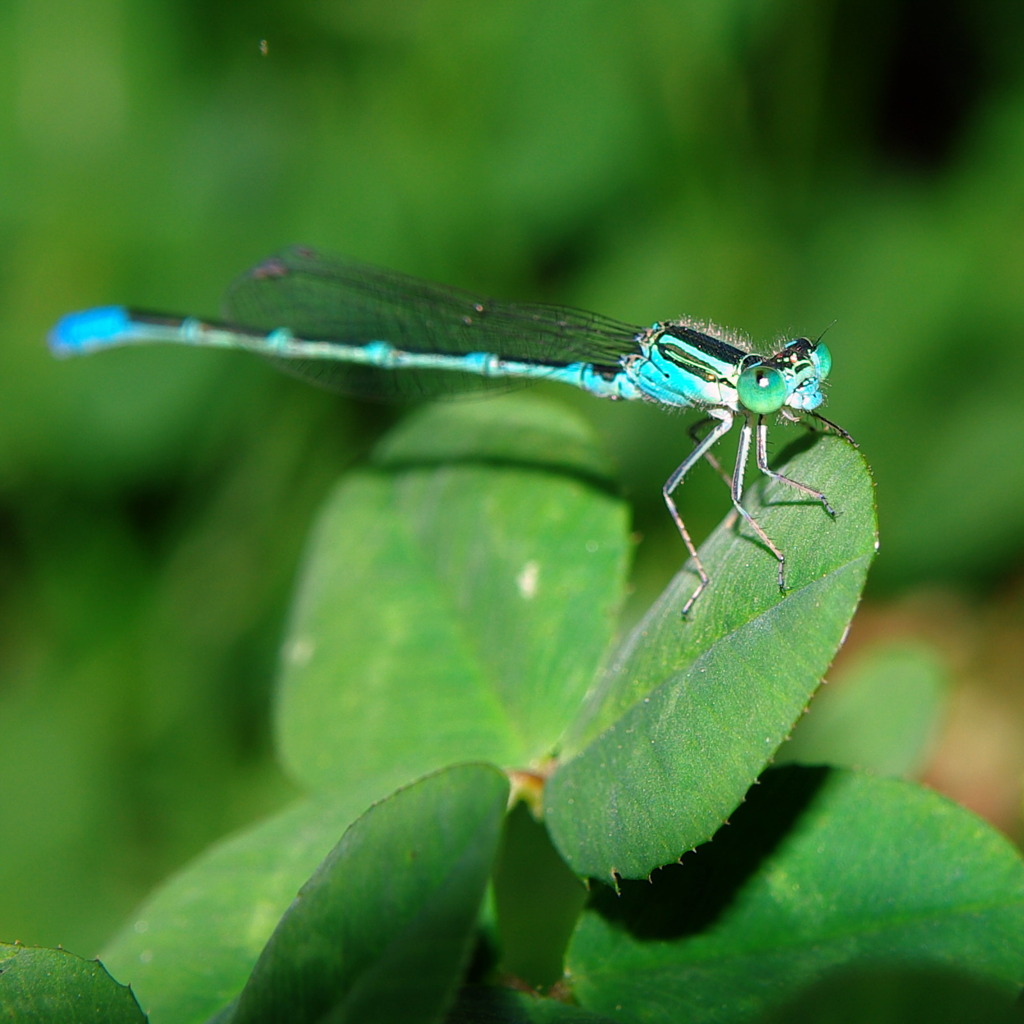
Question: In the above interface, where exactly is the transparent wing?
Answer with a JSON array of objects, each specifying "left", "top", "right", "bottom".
[{"left": 222, "top": 246, "right": 643, "bottom": 397}]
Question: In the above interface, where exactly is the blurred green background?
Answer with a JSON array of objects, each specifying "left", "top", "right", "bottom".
[{"left": 3, "top": 0, "right": 1023, "bottom": 955}]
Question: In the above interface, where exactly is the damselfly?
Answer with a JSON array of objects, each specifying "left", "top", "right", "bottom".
[{"left": 50, "top": 246, "right": 852, "bottom": 614}]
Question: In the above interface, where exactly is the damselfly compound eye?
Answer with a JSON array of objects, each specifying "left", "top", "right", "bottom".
[{"left": 738, "top": 366, "right": 788, "bottom": 414}]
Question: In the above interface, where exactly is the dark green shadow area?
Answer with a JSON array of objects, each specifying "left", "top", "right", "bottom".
[{"left": 586, "top": 765, "right": 832, "bottom": 939}]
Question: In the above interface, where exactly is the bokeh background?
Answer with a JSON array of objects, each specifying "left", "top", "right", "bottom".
[{"left": 3, "top": 0, "right": 1023, "bottom": 955}]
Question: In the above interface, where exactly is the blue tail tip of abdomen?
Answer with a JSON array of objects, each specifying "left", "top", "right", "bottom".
[{"left": 49, "top": 305, "right": 131, "bottom": 355}]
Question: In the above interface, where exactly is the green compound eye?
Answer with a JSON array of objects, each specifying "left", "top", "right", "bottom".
[
  {"left": 814, "top": 341, "right": 832, "bottom": 380},
  {"left": 738, "top": 366, "right": 788, "bottom": 413}
]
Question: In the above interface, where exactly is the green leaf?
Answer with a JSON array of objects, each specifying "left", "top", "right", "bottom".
[
  {"left": 779, "top": 639, "right": 949, "bottom": 776},
  {"left": 101, "top": 397, "right": 627, "bottom": 1023},
  {"left": 566, "top": 767, "right": 1024, "bottom": 1024},
  {"left": 101, "top": 786, "right": 383, "bottom": 1024},
  {"left": 545, "top": 435, "right": 877, "bottom": 880},
  {"left": 0, "top": 945, "right": 145, "bottom": 1023},
  {"left": 227, "top": 763, "right": 509, "bottom": 1024},
  {"left": 275, "top": 396, "right": 630, "bottom": 795},
  {"left": 569, "top": 770, "right": 1024, "bottom": 1024},
  {"left": 491, "top": 803, "right": 588, "bottom": 989}
]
